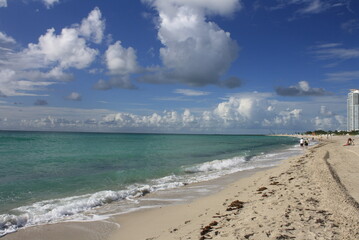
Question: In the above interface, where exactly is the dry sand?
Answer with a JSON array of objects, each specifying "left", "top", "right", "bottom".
[{"left": 3, "top": 136, "right": 359, "bottom": 240}]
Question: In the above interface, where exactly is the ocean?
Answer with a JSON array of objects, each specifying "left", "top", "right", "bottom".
[{"left": 0, "top": 131, "right": 301, "bottom": 236}]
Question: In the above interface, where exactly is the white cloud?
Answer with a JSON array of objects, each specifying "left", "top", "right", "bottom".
[
  {"left": 19, "top": 9, "right": 103, "bottom": 70},
  {"left": 78, "top": 7, "right": 105, "bottom": 44},
  {"left": 105, "top": 41, "right": 138, "bottom": 75},
  {"left": 140, "top": 0, "right": 241, "bottom": 88},
  {"left": 214, "top": 97, "right": 253, "bottom": 122},
  {"left": 145, "top": 0, "right": 242, "bottom": 16},
  {"left": 299, "top": 0, "right": 329, "bottom": 14},
  {"left": 10, "top": 68, "right": 73, "bottom": 83},
  {"left": 98, "top": 93, "right": 342, "bottom": 132},
  {"left": 97, "top": 93, "right": 305, "bottom": 132},
  {"left": 174, "top": 89, "right": 210, "bottom": 96},
  {"left": 0, "top": 69, "right": 54, "bottom": 97},
  {"left": 267, "top": 0, "right": 349, "bottom": 15},
  {"left": 313, "top": 115, "right": 345, "bottom": 130},
  {"left": 0, "top": 8, "right": 104, "bottom": 96},
  {"left": 0, "top": 0, "right": 7, "bottom": 7},
  {"left": 93, "top": 41, "right": 139, "bottom": 90},
  {"left": 312, "top": 43, "right": 359, "bottom": 61},
  {"left": 315, "top": 43, "right": 342, "bottom": 48},
  {"left": 341, "top": 19, "right": 359, "bottom": 33},
  {"left": 0, "top": 32, "right": 15, "bottom": 43},
  {"left": 272, "top": 109, "right": 302, "bottom": 126},
  {"left": 312, "top": 105, "right": 345, "bottom": 130},
  {"left": 25, "top": 28, "right": 98, "bottom": 69},
  {"left": 42, "top": 0, "right": 60, "bottom": 9},
  {"left": 65, "top": 92, "right": 82, "bottom": 101},
  {"left": 0, "top": 0, "right": 60, "bottom": 8},
  {"left": 21, "top": 7, "right": 105, "bottom": 71},
  {"left": 320, "top": 105, "right": 333, "bottom": 116},
  {"left": 0, "top": 92, "right": 345, "bottom": 132},
  {"left": 318, "top": 48, "right": 359, "bottom": 60},
  {"left": 325, "top": 71, "right": 359, "bottom": 82},
  {"left": 45, "top": 67, "right": 74, "bottom": 81},
  {"left": 0, "top": 104, "right": 115, "bottom": 130}
]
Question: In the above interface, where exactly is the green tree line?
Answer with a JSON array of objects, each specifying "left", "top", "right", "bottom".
[{"left": 303, "top": 130, "right": 359, "bottom": 136}]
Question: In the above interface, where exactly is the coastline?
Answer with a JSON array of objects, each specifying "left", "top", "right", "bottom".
[{"left": 3, "top": 136, "right": 359, "bottom": 240}]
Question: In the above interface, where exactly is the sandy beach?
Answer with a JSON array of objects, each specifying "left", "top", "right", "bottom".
[{"left": 3, "top": 136, "right": 359, "bottom": 240}]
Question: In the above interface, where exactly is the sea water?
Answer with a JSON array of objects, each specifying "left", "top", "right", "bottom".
[{"left": 0, "top": 131, "right": 301, "bottom": 236}]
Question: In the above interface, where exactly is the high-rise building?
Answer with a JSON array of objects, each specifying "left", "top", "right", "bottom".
[{"left": 347, "top": 89, "right": 359, "bottom": 131}]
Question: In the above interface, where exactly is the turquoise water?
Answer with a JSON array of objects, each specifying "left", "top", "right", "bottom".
[{"left": 0, "top": 131, "right": 299, "bottom": 235}]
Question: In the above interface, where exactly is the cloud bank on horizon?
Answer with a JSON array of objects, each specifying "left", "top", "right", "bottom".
[
  {"left": 0, "top": 92, "right": 346, "bottom": 133},
  {"left": 0, "top": 0, "right": 357, "bottom": 133}
]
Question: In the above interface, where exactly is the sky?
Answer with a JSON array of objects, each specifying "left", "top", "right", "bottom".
[{"left": 0, "top": 0, "right": 358, "bottom": 134}]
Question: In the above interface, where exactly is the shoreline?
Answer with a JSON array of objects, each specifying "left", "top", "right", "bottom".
[
  {"left": 3, "top": 136, "right": 359, "bottom": 239},
  {"left": 108, "top": 136, "right": 359, "bottom": 240}
]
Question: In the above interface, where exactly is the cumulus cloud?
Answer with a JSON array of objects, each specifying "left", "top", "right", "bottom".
[
  {"left": 96, "top": 93, "right": 307, "bottom": 132},
  {"left": 0, "top": 0, "right": 7, "bottom": 7},
  {"left": 276, "top": 81, "right": 331, "bottom": 97},
  {"left": 78, "top": 7, "right": 105, "bottom": 44},
  {"left": 105, "top": 41, "right": 139, "bottom": 75},
  {"left": 25, "top": 28, "right": 98, "bottom": 69},
  {"left": 0, "top": 8, "right": 104, "bottom": 96},
  {"left": 139, "top": 0, "right": 241, "bottom": 88},
  {"left": 23, "top": 7, "right": 104, "bottom": 70},
  {"left": 94, "top": 41, "right": 139, "bottom": 90},
  {"left": 65, "top": 92, "right": 82, "bottom": 101}
]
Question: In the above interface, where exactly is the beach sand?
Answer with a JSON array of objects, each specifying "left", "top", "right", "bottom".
[{"left": 3, "top": 136, "right": 359, "bottom": 240}]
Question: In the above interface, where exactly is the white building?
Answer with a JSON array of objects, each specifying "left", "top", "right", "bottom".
[{"left": 347, "top": 89, "right": 359, "bottom": 131}]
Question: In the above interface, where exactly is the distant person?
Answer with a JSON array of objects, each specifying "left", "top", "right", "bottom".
[{"left": 300, "top": 138, "right": 304, "bottom": 147}]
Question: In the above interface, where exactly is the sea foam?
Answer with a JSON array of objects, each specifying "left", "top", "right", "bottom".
[{"left": 184, "top": 156, "right": 247, "bottom": 173}]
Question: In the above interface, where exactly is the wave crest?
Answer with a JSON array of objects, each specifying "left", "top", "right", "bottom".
[{"left": 184, "top": 156, "right": 246, "bottom": 173}]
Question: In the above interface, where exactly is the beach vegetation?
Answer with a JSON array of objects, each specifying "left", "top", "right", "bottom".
[{"left": 304, "top": 130, "right": 359, "bottom": 136}]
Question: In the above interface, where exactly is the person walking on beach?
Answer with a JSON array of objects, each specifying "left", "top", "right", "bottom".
[{"left": 300, "top": 138, "right": 304, "bottom": 147}]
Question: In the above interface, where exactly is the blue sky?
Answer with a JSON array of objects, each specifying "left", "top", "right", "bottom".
[{"left": 0, "top": 0, "right": 358, "bottom": 133}]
